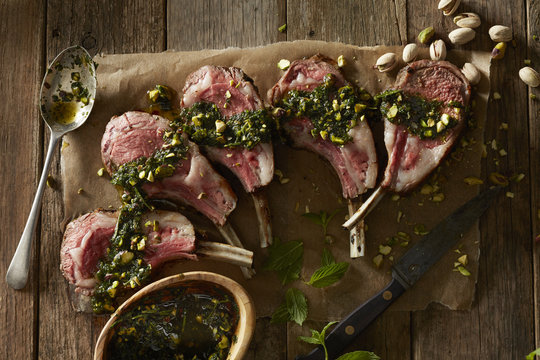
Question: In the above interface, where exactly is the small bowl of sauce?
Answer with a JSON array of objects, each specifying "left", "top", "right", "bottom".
[{"left": 94, "top": 272, "right": 255, "bottom": 360}]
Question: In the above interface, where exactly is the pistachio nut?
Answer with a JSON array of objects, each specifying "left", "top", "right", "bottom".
[
  {"left": 402, "top": 43, "right": 419, "bottom": 63},
  {"left": 418, "top": 26, "right": 435, "bottom": 44},
  {"left": 448, "top": 28, "right": 476, "bottom": 45},
  {"left": 489, "top": 25, "right": 512, "bottom": 42},
  {"left": 375, "top": 53, "right": 398, "bottom": 73},
  {"left": 491, "top": 42, "right": 507, "bottom": 60},
  {"left": 461, "top": 63, "right": 481, "bottom": 85},
  {"left": 519, "top": 67, "right": 540, "bottom": 88},
  {"left": 438, "top": 0, "right": 461, "bottom": 16},
  {"left": 429, "top": 40, "right": 447, "bottom": 61},
  {"left": 453, "top": 12, "right": 481, "bottom": 28}
]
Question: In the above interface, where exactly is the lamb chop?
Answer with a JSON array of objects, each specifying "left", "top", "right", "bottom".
[
  {"left": 101, "top": 111, "right": 254, "bottom": 278},
  {"left": 180, "top": 65, "right": 274, "bottom": 248},
  {"left": 60, "top": 209, "right": 252, "bottom": 312},
  {"left": 268, "top": 55, "right": 378, "bottom": 257},
  {"left": 343, "top": 60, "right": 472, "bottom": 230}
]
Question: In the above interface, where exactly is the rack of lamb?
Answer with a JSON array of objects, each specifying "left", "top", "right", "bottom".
[
  {"left": 60, "top": 209, "right": 252, "bottom": 312},
  {"left": 101, "top": 110, "right": 253, "bottom": 278},
  {"left": 343, "top": 60, "right": 471, "bottom": 230},
  {"left": 268, "top": 55, "right": 378, "bottom": 256},
  {"left": 180, "top": 65, "right": 275, "bottom": 248}
]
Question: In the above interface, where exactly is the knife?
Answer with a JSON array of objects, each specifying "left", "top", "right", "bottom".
[{"left": 296, "top": 186, "right": 501, "bottom": 360}]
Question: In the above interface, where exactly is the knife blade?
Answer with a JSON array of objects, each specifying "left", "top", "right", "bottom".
[{"left": 296, "top": 186, "right": 501, "bottom": 360}]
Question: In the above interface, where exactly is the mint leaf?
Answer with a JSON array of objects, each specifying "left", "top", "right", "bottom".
[
  {"left": 263, "top": 238, "right": 303, "bottom": 285},
  {"left": 303, "top": 209, "right": 341, "bottom": 235},
  {"left": 336, "top": 351, "right": 381, "bottom": 360},
  {"left": 321, "top": 248, "right": 336, "bottom": 266},
  {"left": 297, "top": 334, "right": 322, "bottom": 345},
  {"left": 270, "top": 302, "right": 290, "bottom": 324},
  {"left": 302, "top": 212, "right": 325, "bottom": 226},
  {"left": 319, "top": 321, "right": 337, "bottom": 338},
  {"left": 286, "top": 288, "right": 308, "bottom": 326},
  {"left": 527, "top": 348, "right": 540, "bottom": 360},
  {"left": 306, "top": 262, "right": 350, "bottom": 288}
]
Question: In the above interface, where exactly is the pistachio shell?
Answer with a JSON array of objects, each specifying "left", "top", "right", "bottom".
[
  {"left": 461, "top": 63, "right": 481, "bottom": 85},
  {"left": 438, "top": 0, "right": 461, "bottom": 15},
  {"left": 453, "top": 13, "right": 481, "bottom": 28},
  {"left": 429, "top": 40, "right": 447, "bottom": 61},
  {"left": 402, "top": 43, "right": 419, "bottom": 63},
  {"left": 519, "top": 67, "right": 540, "bottom": 87},
  {"left": 448, "top": 28, "right": 476, "bottom": 45},
  {"left": 375, "top": 53, "right": 398, "bottom": 73},
  {"left": 489, "top": 25, "right": 512, "bottom": 42}
]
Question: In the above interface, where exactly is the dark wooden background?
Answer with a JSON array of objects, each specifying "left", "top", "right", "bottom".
[{"left": 1, "top": 0, "right": 538, "bottom": 359}]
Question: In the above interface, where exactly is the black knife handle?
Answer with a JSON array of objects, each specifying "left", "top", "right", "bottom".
[{"left": 295, "top": 278, "right": 406, "bottom": 360}]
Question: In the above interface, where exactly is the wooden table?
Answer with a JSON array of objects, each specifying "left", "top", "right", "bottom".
[{"left": 1, "top": 1, "right": 538, "bottom": 359}]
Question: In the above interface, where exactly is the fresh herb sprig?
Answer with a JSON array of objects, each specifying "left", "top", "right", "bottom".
[
  {"left": 298, "top": 322, "right": 380, "bottom": 360},
  {"left": 263, "top": 238, "right": 304, "bottom": 285},
  {"left": 302, "top": 209, "right": 340, "bottom": 237},
  {"left": 526, "top": 348, "right": 540, "bottom": 360},
  {"left": 271, "top": 288, "right": 308, "bottom": 326},
  {"left": 306, "top": 248, "right": 350, "bottom": 288}
]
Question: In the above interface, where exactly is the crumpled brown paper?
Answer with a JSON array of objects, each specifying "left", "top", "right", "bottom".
[{"left": 60, "top": 41, "right": 490, "bottom": 320}]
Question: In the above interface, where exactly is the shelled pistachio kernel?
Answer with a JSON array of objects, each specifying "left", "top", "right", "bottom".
[
  {"left": 491, "top": 42, "right": 507, "bottom": 60},
  {"left": 418, "top": 27, "right": 435, "bottom": 44}
]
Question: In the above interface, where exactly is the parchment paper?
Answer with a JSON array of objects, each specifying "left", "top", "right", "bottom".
[{"left": 60, "top": 41, "right": 491, "bottom": 320}]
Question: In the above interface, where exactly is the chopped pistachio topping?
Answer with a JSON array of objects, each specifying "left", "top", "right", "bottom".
[
  {"left": 373, "top": 254, "right": 384, "bottom": 268},
  {"left": 277, "top": 59, "right": 291, "bottom": 70},
  {"left": 463, "top": 176, "right": 483, "bottom": 185}
]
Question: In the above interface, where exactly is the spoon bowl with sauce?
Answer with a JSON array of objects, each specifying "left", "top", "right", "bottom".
[
  {"left": 6, "top": 45, "right": 96, "bottom": 289},
  {"left": 94, "top": 272, "right": 256, "bottom": 360}
]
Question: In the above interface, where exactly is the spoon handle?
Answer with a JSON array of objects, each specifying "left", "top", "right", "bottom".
[{"left": 6, "top": 131, "right": 61, "bottom": 289}]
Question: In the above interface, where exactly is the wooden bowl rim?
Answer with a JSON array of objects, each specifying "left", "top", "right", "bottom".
[{"left": 94, "top": 271, "right": 256, "bottom": 360}]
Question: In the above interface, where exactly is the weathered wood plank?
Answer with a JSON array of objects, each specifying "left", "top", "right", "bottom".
[
  {"left": 167, "top": 2, "right": 288, "bottom": 359},
  {"left": 38, "top": 2, "right": 166, "bottom": 359},
  {"left": 284, "top": 2, "right": 408, "bottom": 359},
  {"left": 286, "top": 0, "right": 402, "bottom": 46},
  {"left": 0, "top": 1, "right": 44, "bottom": 359},
  {"left": 527, "top": 0, "right": 540, "bottom": 354},
  {"left": 410, "top": 0, "right": 535, "bottom": 359},
  {"left": 167, "top": 0, "right": 286, "bottom": 51}
]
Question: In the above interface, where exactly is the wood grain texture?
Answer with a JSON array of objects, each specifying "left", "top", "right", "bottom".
[
  {"left": 528, "top": 0, "right": 540, "bottom": 354},
  {"left": 288, "top": 312, "right": 411, "bottom": 360},
  {"left": 284, "top": 2, "right": 409, "bottom": 358},
  {"left": 38, "top": 2, "right": 165, "bottom": 359},
  {"left": 410, "top": 0, "right": 536, "bottom": 359},
  {"left": 0, "top": 1, "right": 44, "bottom": 359},
  {"left": 1, "top": 1, "right": 536, "bottom": 359},
  {"left": 167, "top": 0, "right": 286, "bottom": 51},
  {"left": 286, "top": 0, "right": 402, "bottom": 46}
]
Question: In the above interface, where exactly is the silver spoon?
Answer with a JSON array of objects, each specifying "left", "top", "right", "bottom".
[{"left": 6, "top": 46, "right": 97, "bottom": 289}]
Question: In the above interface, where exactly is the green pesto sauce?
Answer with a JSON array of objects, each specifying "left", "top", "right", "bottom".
[
  {"left": 92, "top": 86, "right": 188, "bottom": 314},
  {"left": 375, "top": 90, "right": 463, "bottom": 140},
  {"left": 275, "top": 74, "right": 374, "bottom": 145},
  {"left": 178, "top": 102, "right": 274, "bottom": 150},
  {"left": 106, "top": 281, "right": 239, "bottom": 360}
]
